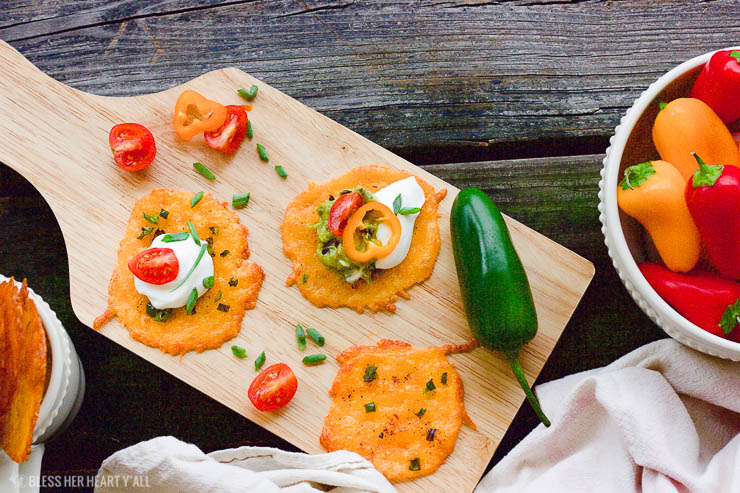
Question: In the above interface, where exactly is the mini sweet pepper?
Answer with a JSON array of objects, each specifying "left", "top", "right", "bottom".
[
  {"left": 690, "top": 49, "right": 740, "bottom": 124},
  {"left": 172, "top": 90, "right": 227, "bottom": 140}
]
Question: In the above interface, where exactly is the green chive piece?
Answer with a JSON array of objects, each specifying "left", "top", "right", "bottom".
[
  {"left": 137, "top": 226, "right": 154, "bottom": 239},
  {"left": 209, "top": 226, "right": 219, "bottom": 234},
  {"left": 159, "top": 209, "right": 170, "bottom": 219},
  {"left": 232, "top": 192, "right": 251, "bottom": 209},
  {"left": 143, "top": 212, "right": 158, "bottom": 224},
  {"left": 238, "top": 85, "right": 258, "bottom": 101},
  {"left": 296, "top": 324, "right": 307, "bottom": 351},
  {"left": 424, "top": 378, "right": 436, "bottom": 393},
  {"left": 146, "top": 303, "right": 172, "bottom": 322},
  {"left": 393, "top": 194, "right": 402, "bottom": 215},
  {"left": 217, "top": 303, "right": 230, "bottom": 312},
  {"left": 187, "top": 220, "right": 201, "bottom": 246},
  {"left": 409, "top": 458, "right": 420, "bottom": 471},
  {"left": 214, "top": 290, "right": 222, "bottom": 302},
  {"left": 247, "top": 120, "right": 253, "bottom": 139},
  {"left": 205, "top": 237, "right": 215, "bottom": 256},
  {"left": 364, "top": 402, "right": 376, "bottom": 413},
  {"left": 231, "top": 345, "right": 247, "bottom": 359},
  {"left": 363, "top": 365, "right": 378, "bottom": 383},
  {"left": 415, "top": 408, "right": 426, "bottom": 418},
  {"left": 203, "top": 276, "right": 215, "bottom": 289},
  {"left": 193, "top": 162, "right": 216, "bottom": 180},
  {"left": 426, "top": 428, "right": 436, "bottom": 441},
  {"left": 254, "top": 351, "right": 266, "bottom": 371},
  {"left": 306, "top": 328, "right": 325, "bottom": 346},
  {"left": 441, "top": 372, "right": 448, "bottom": 385},
  {"left": 302, "top": 354, "right": 327, "bottom": 365},
  {"left": 228, "top": 278, "right": 238, "bottom": 287},
  {"left": 185, "top": 288, "right": 198, "bottom": 315},
  {"left": 398, "top": 207, "right": 421, "bottom": 215},
  {"left": 257, "top": 144, "right": 269, "bottom": 162},
  {"left": 220, "top": 250, "right": 230, "bottom": 258},
  {"left": 161, "top": 232, "right": 189, "bottom": 243},
  {"left": 191, "top": 191, "right": 204, "bottom": 208},
  {"left": 302, "top": 274, "right": 308, "bottom": 284},
  {"left": 169, "top": 244, "right": 207, "bottom": 292},
  {"left": 275, "top": 165, "right": 287, "bottom": 179}
]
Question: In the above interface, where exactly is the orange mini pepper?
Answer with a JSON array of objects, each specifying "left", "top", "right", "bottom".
[
  {"left": 172, "top": 90, "right": 228, "bottom": 140},
  {"left": 617, "top": 160, "right": 700, "bottom": 272},
  {"left": 342, "top": 202, "right": 401, "bottom": 263},
  {"left": 652, "top": 98, "right": 738, "bottom": 181}
]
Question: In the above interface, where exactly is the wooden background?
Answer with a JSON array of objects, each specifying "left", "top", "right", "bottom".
[{"left": 1, "top": 1, "right": 739, "bottom": 490}]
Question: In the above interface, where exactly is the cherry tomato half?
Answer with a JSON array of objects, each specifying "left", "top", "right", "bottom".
[
  {"left": 127, "top": 247, "right": 179, "bottom": 285},
  {"left": 109, "top": 123, "right": 157, "bottom": 171},
  {"left": 328, "top": 192, "right": 364, "bottom": 236},
  {"left": 248, "top": 363, "right": 298, "bottom": 412},
  {"left": 204, "top": 105, "right": 249, "bottom": 154}
]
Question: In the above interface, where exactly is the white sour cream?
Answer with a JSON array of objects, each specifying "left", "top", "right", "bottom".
[
  {"left": 134, "top": 233, "right": 214, "bottom": 310},
  {"left": 372, "top": 176, "right": 426, "bottom": 270}
]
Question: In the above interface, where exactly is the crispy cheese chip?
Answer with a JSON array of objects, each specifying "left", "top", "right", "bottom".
[
  {"left": 0, "top": 279, "right": 47, "bottom": 464},
  {"left": 282, "top": 165, "right": 447, "bottom": 313},
  {"left": 320, "top": 339, "right": 476, "bottom": 481},
  {"left": 94, "top": 190, "right": 264, "bottom": 356}
]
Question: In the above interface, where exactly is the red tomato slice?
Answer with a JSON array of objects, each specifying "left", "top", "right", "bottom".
[
  {"left": 128, "top": 247, "right": 179, "bottom": 285},
  {"left": 248, "top": 363, "right": 298, "bottom": 412},
  {"left": 109, "top": 123, "right": 157, "bottom": 171},
  {"left": 328, "top": 192, "right": 364, "bottom": 236},
  {"left": 204, "top": 105, "right": 249, "bottom": 154}
]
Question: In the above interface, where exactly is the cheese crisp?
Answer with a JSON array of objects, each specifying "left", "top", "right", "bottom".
[
  {"left": 94, "top": 190, "right": 264, "bottom": 356},
  {"left": 320, "top": 339, "right": 476, "bottom": 481},
  {"left": 282, "top": 165, "right": 447, "bottom": 313}
]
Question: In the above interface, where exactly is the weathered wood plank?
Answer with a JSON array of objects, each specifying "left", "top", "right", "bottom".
[{"left": 2, "top": 0, "right": 738, "bottom": 152}]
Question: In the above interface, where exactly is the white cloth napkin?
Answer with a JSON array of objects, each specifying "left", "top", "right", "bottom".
[
  {"left": 476, "top": 338, "right": 740, "bottom": 493},
  {"left": 95, "top": 436, "right": 396, "bottom": 493}
]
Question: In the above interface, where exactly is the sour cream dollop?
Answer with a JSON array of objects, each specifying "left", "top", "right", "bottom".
[
  {"left": 134, "top": 233, "right": 214, "bottom": 309},
  {"left": 372, "top": 176, "right": 426, "bottom": 270}
]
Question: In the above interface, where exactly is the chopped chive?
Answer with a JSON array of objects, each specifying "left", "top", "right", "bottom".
[
  {"left": 187, "top": 220, "right": 201, "bottom": 246},
  {"left": 161, "top": 232, "right": 189, "bottom": 243},
  {"left": 247, "top": 120, "right": 253, "bottom": 139},
  {"left": 302, "top": 274, "right": 308, "bottom": 284},
  {"left": 191, "top": 191, "right": 204, "bottom": 208},
  {"left": 257, "top": 144, "right": 269, "bottom": 162},
  {"left": 159, "top": 209, "right": 170, "bottom": 219},
  {"left": 185, "top": 288, "right": 198, "bottom": 315},
  {"left": 143, "top": 212, "right": 158, "bottom": 224},
  {"left": 426, "top": 428, "right": 437, "bottom": 441},
  {"left": 228, "top": 278, "right": 239, "bottom": 287},
  {"left": 238, "top": 85, "right": 258, "bottom": 101},
  {"left": 146, "top": 303, "right": 172, "bottom": 322},
  {"left": 137, "top": 226, "right": 154, "bottom": 239},
  {"left": 220, "top": 249, "right": 230, "bottom": 258},
  {"left": 302, "top": 353, "right": 326, "bottom": 365},
  {"left": 214, "top": 290, "right": 222, "bottom": 302},
  {"left": 363, "top": 365, "right": 378, "bottom": 383},
  {"left": 193, "top": 162, "right": 215, "bottom": 180},
  {"left": 398, "top": 207, "right": 421, "bottom": 215},
  {"left": 254, "top": 351, "right": 266, "bottom": 371},
  {"left": 306, "top": 328, "right": 325, "bottom": 346},
  {"left": 209, "top": 226, "right": 219, "bottom": 234},
  {"left": 217, "top": 303, "right": 230, "bottom": 312},
  {"left": 441, "top": 372, "right": 448, "bottom": 385},
  {"left": 415, "top": 408, "right": 426, "bottom": 418},
  {"left": 232, "top": 192, "right": 250, "bottom": 209},
  {"left": 378, "top": 432, "right": 384, "bottom": 439},
  {"left": 231, "top": 345, "right": 247, "bottom": 359},
  {"left": 296, "top": 324, "right": 307, "bottom": 351},
  {"left": 424, "top": 379, "right": 436, "bottom": 393},
  {"left": 409, "top": 458, "right": 420, "bottom": 471},
  {"left": 364, "top": 402, "right": 376, "bottom": 413},
  {"left": 203, "top": 276, "right": 214, "bottom": 289},
  {"left": 154, "top": 228, "right": 165, "bottom": 237},
  {"left": 169, "top": 244, "right": 207, "bottom": 292},
  {"left": 393, "top": 194, "right": 402, "bottom": 215},
  {"left": 205, "top": 237, "right": 215, "bottom": 257},
  {"left": 274, "top": 165, "right": 287, "bottom": 179}
]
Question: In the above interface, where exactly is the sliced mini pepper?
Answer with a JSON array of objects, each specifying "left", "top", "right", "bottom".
[
  {"left": 172, "top": 90, "right": 228, "bottom": 140},
  {"left": 617, "top": 160, "right": 701, "bottom": 273},
  {"left": 690, "top": 50, "right": 740, "bottom": 124},
  {"left": 342, "top": 202, "right": 401, "bottom": 263}
]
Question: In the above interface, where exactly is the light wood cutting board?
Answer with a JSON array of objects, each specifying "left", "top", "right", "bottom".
[{"left": 0, "top": 41, "right": 594, "bottom": 492}]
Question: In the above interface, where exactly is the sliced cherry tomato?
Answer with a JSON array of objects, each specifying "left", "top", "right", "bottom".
[
  {"left": 328, "top": 192, "right": 364, "bottom": 236},
  {"left": 204, "top": 105, "right": 249, "bottom": 154},
  {"left": 109, "top": 123, "right": 157, "bottom": 171},
  {"left": 248, "top": 363, "right": 298, "bottom": 412},
  {"left": 342, "top": 202, "right": 402, "bottom": 263},
  {"left": 127, "top": 247, "right": 179, "bottom": 285}
]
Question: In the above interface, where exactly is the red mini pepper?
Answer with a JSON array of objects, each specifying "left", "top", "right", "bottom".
[
  {"left": 639, "top": 262, "right": 740, "bottom": 342},
  {"left": 690, "top": 49, "right": 740, "bottom": 124},
  {"left": 685, "top": 153, "right": 740, "bottom": 280}
]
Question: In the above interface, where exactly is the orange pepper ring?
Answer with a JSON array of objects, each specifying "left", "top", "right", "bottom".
[
  {"left": 173, "top": 90, "right": 228, "bottom": 140},
  {"left": 342, "top": 202, "right": 402, "bottom": 263}
]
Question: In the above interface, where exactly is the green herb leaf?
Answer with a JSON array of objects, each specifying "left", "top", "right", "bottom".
[
  {"left": 364, "top": 402, "right": 376, "bottom": 413},
  {"left": 730, "top": 51, "right": 740, "bottom": 64},
  {"left": 161, "top": 232, "right": 189, "bottom": 243},
  {"left": 393, "top": 194, "right": 402, "bottom": 215},
  {"left": 214, "top": 290, "right": 222, "bottom": 302},
  {"left": 231, "top": 345, "right": 247, "bottom": 359},
  {"left": 415, "top": 408, "right": 426, "bottom": 418},
  {"left": 232, "top": 192, "right": 251, "bottom": 209},
  {"left": 246, "top": 120, "right": 253, "bottom": 139},
  {"left": 159, "top": 209, "right": 170, "bottom": 219},
  {"left": 238, "top": 85, "right": 258, "bottom": 101},
  {"left": 185, "top": 288, "right": 198, "bottom": 315},
  {"left": 275, "top": 165, "right": 287, "bottom": 179},
  {"left": 254, "top": 351, "right": 266, "bottom": 371},
  {"left": 203, "top": 276, "right": 214, "bottom": 289},
  {"left": 424, "top": 378, "right": 436, "bottom": 393},
  {"left": 143, "top": 212, "right": 158, "bottom": 224},
  {"left": 257, "top": 144, "right": 269, "bottom": 162},
  {"left": 363, "top": 364, "right": 378, "bottom": 383},
  {"left": 306, "top": 328, "right": 325, "bottom": 346},
  {"left": 398, "top": 207, "right": 421, "bottom": 215},
  {"left": 409, "top": 458, "right": 420, "bottom": 471},
  {"left": 217, "top": 303, "right": 230, "bottom": 312},
  {"left": 193, "top": 162, "right": 216, "bottom": 181},
  {"left": 619, "top": 162, "right": 656, "bottom": 190},
  {"left": 187, "top": 220, "right": 201, "bottom": 246},
  {"left": 296, "top": 324, "right": 307, "bottom": 351},
  {"left": 220, "top": 250, "right": 230, "bottom": 258},
  {"left": 719, "top": 298, "right": 740, "bottom": 336},
  {"left": 441, "top": 372, "right": 448, "bottom": 385},
  {"left": 137, "top": 226, "right": 154, "bottom": 239},
  {"left": 169, "top": 244, "right": 207, "bottom": 292},
  {"left": 191, "top": 191, "right": 204, "bottom": 208},
  {"left": 691, "top": 153, "right": 724, "bottom": 188},
  {"left": 302, "top": 353, "right": 327, "bottom": 365}
]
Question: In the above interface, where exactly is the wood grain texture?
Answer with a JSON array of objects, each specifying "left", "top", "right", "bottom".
[
  {"left": 2, "top": 0, "right": 739, "bottom": 153},
  {"left": 0, "top": 41, "right": 592, "bottom": 491}
]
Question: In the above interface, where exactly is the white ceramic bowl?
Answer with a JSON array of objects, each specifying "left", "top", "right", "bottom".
[{"left": 599, "top": 47, "right": 740, "bottom": 362}]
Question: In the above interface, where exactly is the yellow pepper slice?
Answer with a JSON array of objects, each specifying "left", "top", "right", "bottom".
[
  {"left": 342, "top": 202, "right": 401, "bottom": 263},
  {"left": 172, "top": 90, "right": 228, "bottom": 140}
]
